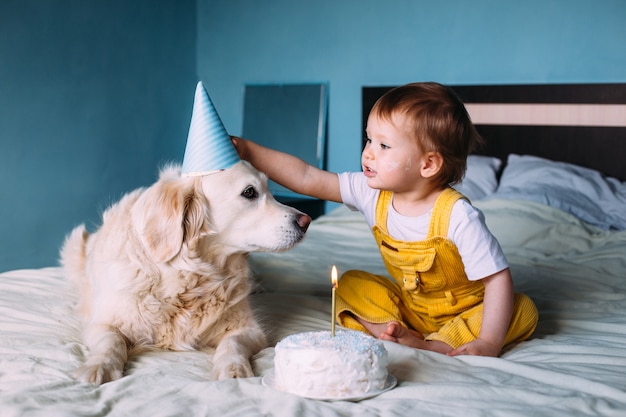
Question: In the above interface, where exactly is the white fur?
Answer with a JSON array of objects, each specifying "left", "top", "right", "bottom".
[{"left": 61, "top": 161, "right": 310, "bottom": 384}]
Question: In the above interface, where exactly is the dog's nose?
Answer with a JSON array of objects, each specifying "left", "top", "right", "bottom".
[{"left": 296, "top": 213, "right": 312, "bottom": 233}]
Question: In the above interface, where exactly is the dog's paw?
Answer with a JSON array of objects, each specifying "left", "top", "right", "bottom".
[
  {"left": 210, "top": 358, "right": 254, "bottom": 380},
  {"left": 74, "top": 362, "right": 124, "bottom": 385}
]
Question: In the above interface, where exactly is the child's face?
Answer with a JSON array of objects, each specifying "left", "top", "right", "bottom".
[{"left": 362, "top": 112, "right": 425, "bottom": 192}]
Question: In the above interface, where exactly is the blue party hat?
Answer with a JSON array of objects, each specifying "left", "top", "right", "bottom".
[{"left": 181, "top": 82, "right": 240, "bottom": 177}]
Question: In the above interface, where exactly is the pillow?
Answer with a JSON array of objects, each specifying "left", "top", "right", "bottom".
[
  {"left": 453, "top": 155, "right": 502, "bottom": 201},
  {"left": 494, "top": 154, "right": 626, "bottom": 230}
]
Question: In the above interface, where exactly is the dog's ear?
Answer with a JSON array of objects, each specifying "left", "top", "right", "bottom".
[
  {"left": 181, "top": 184, "right": 213, "bottom": 254},
  {"left": 131, "top": 179, "right": 210, "bottom": 263}
]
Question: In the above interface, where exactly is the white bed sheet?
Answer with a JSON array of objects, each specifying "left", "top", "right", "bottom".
[{"left": 1, "top": 199, "right": 626, "bottom": 416}]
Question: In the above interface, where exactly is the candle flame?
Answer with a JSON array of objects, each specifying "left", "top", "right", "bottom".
[{"left": 331, "top": 265, "right": 338, "bottom": 288}]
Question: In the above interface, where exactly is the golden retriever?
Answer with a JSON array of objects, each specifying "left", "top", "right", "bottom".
[{"left": 61, "top": 161, "right": 311, "bottom": 384}]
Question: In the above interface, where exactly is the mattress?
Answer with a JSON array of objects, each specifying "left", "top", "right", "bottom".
[{"left": 1, "top": 198, "right": 626, "bottom": 416}]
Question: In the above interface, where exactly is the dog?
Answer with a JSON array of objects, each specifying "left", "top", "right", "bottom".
[{"left": 61, "top": 161, "right": 311, "bottom": 384}]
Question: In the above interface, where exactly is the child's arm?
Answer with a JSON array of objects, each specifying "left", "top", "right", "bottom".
[
  {"left": 448, "top": 268, "right": 514, "bottom": 357},
  {"left": 232, "top": 137, "right": 342, "bottom": 203}
]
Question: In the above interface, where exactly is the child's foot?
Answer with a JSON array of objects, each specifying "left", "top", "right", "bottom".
[
  {"left": 380, "top": 321, "right": 453, "bottom": 354},
  {"left": 379, "top": 321, "right": 425, "bottom": 348},
  {"left": 354, "top": 317, "right": 453, "bottom": 353}
]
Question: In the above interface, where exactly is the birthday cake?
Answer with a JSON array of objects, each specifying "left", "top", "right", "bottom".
[{"left": 272, "top": 330, "right": 389, "bottom": 398}]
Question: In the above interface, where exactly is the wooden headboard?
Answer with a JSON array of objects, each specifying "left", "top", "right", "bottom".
[{"left": 362, "top": 84, "right": 626, "bottom": 181}]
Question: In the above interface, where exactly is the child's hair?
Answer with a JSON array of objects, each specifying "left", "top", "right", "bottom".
[{"left": 370, "top": 82, "right": 483, "bottom": 187}]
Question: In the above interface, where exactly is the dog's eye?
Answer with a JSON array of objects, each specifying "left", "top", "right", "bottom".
[{"left": 241, "top": 186, "right": 258, "bottom": 200}]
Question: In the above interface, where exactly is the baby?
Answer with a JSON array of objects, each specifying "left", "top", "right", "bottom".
[{"left": 233, "top": 82, "right": 537, "bottom": 356}]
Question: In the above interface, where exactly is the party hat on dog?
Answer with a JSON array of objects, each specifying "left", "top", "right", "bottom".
[{"left": 181, "top": 82, "right": 240, "bottom": 176}]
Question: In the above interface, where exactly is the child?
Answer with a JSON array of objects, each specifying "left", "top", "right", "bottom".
[{"left": 233, "top": 82, "right": 538, "bottom": 356}]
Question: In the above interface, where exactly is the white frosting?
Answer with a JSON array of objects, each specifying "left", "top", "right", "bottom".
[{"left": 273, "top": 330, "right": 389, "bottom": 398}]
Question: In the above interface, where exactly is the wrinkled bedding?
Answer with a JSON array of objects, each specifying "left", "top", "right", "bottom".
[{"left": 1, "top": 199, "right": 626, "bottom": 416}]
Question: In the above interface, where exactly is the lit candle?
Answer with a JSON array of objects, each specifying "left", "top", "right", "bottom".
[{"left": 331, "top": 265, "right": 338, "bottom": 337}]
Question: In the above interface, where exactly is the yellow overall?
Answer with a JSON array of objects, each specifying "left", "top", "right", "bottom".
[{"left": 336, "top": 188, "right": 538, "bottom": 349}]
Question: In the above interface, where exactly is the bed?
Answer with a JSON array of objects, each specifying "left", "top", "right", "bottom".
[{"left": 2, "top": 83, "right": 626, "bottom": 416}]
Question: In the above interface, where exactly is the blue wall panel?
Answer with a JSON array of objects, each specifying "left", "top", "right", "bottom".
[
  {"left": 197, "top": 0, "right": 626, "bottom": 188},
  {"left": 0, "top": 0, "right": 196, "bottom": 271}
]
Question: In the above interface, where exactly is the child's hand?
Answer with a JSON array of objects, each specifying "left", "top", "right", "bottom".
[
  {"left": 447, "top": 338, "right": 500, "bottom": 357},
  {"left": 230, "top": 136, "right": 247, "bottom": 159}
]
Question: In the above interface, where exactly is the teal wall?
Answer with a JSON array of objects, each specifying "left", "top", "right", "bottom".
[
  {"left": 0, "top": 0, "right": 196, "bottom": 272},
  {"left": 197, "top": 0, "right": 626, "bottom": 180},
  {"left": 1, "top": 0, "right": 625, "bottom": 272}
]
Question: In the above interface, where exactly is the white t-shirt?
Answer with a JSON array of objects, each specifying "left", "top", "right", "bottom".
[{"left": 338, "top": 172, "right": 508, "bottom": 281}]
